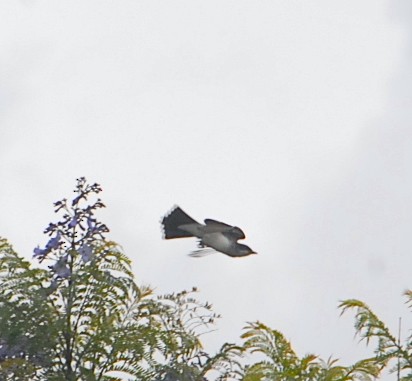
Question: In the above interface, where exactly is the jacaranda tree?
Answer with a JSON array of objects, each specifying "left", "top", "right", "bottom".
[{"left": 0, "top": 178, "right": 240, "bottom": 381}]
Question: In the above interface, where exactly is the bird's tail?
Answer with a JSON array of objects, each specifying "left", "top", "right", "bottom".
[{"left": 161, "top": 206, "right": 200, "bottom": 239}]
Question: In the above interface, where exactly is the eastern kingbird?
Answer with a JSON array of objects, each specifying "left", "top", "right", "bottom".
[{"left": 161, "top": 206, "right": 257, "bottom": 257}]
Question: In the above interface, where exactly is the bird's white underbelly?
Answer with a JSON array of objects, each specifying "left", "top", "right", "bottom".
[{"left": 202, "top": 233, "right": 231, "bottom": 252}]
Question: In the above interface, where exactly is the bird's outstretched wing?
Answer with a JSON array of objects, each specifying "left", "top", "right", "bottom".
[
  {"left": 222, "top": 227, "right": 246, "bottom": 241},
  {"left": 203, "top": 219, "right": 246, "bottom": 240},
  {"left": 204, "top": 219, "right": 233, "bottom": 229}
]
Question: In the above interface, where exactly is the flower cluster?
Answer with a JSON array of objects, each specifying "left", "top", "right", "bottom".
[{"left": 33, "top": 177, "right": 109, "bottom": 279}]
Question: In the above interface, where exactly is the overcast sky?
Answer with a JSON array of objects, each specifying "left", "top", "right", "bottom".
[{"left": 1, "top": 1, "right": 412, "bottom": 378}]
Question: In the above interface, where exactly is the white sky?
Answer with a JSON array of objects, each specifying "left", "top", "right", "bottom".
[{"left": 1, "top": 1, "right": 412, "bottom": 378}]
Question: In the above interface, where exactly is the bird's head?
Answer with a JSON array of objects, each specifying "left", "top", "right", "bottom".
[{"left": 236, "top": 244, "right": 257, "bottom": 257}]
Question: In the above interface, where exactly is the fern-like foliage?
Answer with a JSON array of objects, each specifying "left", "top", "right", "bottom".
[
  {"left": 0, "top": 238, "right": 57, "bottom": 380},
  {"left": 151, "top": 288, "right": 243, "bottom": 381},
  {"left": 340, "top": 294, "right": 412, "bottom": 380},
  {"left": 240, "top": 321, "right": 380, "bottom": 381}
]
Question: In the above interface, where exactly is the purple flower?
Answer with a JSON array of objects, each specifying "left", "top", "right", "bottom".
[
  {"left": 79, "top": 244, "right": 93, "bottom": 263},
  {"left": 33, "top": 246, "right": 48, "bottom": 258},
  {"left": 45, "top": 233, "right": 61, "bottom": 250},
  {"left": 49, "top": 257, "right": 70, "bottom": 278},
  {"left": 68, "top": 217, "right": 78, "bottom": 228},
  {"left": 87, "top": 217, "right": 95, "bottom": 230},
  {"left": 71, "top": 195, "right": 82, "bottom": 206}
]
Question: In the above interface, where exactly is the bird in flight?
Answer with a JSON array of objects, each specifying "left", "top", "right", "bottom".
[{"left": 161, "top": 206, "right": 257, "bottom": 257}]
